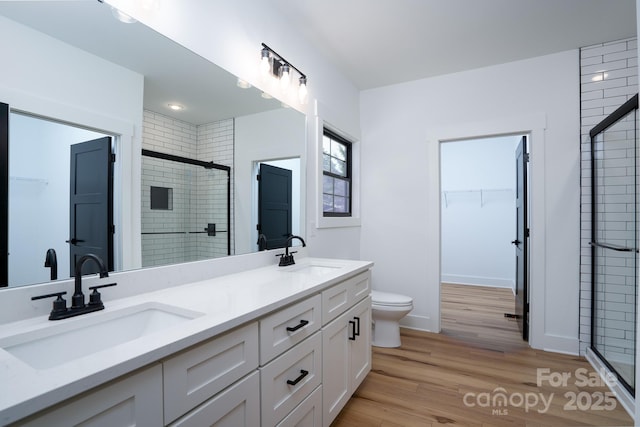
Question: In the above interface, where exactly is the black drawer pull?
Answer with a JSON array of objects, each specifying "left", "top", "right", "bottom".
[
  {"left": 349, "top": 320, "right": 356, "bottom": 340},
  {"left": 287, "top": 369, "right": 309, "bottom": 386},
  {"left": 354, "top": 316, "right": 360, "bottom": 336},
  {"left": 286, "top": 319, "right": 309, "bottom": 332}
]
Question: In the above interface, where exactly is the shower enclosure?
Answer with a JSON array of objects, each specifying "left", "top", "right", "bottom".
[
  {"left": 141, "top": 149, "right": 231, "bottom": 267},
  {"left": 590, "top": 94, "right": 638, "bottom": 395}
]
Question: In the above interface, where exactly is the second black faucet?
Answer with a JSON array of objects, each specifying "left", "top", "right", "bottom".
[{"left": 277, "top": 235, "right": 306, "bottom": 267}]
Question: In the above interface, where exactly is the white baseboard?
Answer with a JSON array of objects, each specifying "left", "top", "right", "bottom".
[
  {"left": 537, "top": 333, "right": 579, "bottom": 355},
  {"left": 441, "top": 274, "right": 514, "bottom": 289},
  {"left": 400, "top": 313, "right": 435, "bottom": 332}
]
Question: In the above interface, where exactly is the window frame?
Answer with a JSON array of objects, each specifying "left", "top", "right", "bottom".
[{"left": 322, "top": 128, "right": 352, "bottom": 217}]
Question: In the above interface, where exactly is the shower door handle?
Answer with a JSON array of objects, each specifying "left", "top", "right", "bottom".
[{"left": 511, "top": 239, "right": 521, "bottom": 246}]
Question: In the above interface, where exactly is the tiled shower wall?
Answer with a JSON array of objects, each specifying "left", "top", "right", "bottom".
[
  {"left": 141, "top": 110, "right": 234, "bottom": 267},
  {"left": 579, "top": 38, "right": 638, "bottom": 356}
]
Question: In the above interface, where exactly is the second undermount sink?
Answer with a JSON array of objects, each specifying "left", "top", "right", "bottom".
[{"left": 0, "top": 302, "right": 204, "bottom": 370}]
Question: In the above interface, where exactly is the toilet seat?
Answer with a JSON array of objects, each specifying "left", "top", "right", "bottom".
[{"left": 371, "top": 290, "right": 413, "bottom": 307}]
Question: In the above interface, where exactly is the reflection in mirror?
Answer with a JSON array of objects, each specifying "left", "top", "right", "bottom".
[
  {"left": 141, "top": 149, "right": 231, "bottom": 267},
  {"left": 9, "top": 112, "right": 113, "bottom": 287},
  {"left": 0, "top": 1, "right": 306, "bottom": 288}
]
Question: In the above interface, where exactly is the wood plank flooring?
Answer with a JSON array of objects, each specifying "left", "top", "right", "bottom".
[{"left": 331, "top": 284, "right": 634, "bottom": 426}]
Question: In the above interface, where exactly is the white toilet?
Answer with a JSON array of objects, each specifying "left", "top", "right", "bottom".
[{"left": 371, "top": 290, "right": 413, "bottom": 348}]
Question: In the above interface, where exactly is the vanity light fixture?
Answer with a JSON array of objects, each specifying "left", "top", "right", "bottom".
[
  {"left": 260, "top": 43, "right": 308, "bottom": 103},
  {"left": 298, "top": 77, "right": 308, "bottom": 104}
]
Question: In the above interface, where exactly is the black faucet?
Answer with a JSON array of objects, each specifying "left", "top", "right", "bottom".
[
  {"left": 44, "top": 248, "right": 57, "bottom": 281},
  {"left": 32, "top": 253, "right": 116, "bottom": 320},
  {"left": 277, "top": 235, "right": 306, "bottom": 267},
  {"left": 72, "top": 254, "right": 109, "bottom": 309}
]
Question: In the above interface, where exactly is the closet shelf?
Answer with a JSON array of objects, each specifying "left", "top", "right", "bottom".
[
  {"left": 441, "top": 188, "right": 514, "bottom": 207},
  {"left": 10, "top": 176, "right": 49, "bottom": 185}
]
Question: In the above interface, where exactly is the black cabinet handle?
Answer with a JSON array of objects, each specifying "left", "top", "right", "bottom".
[
  {"left": 286, "top": 319, "right": 309, "bottom": 332},
  {"left": 511, "top": 239, "right": 521, "bottom": 245},
  {"left": 349, "top": 320, "right": 356, "bottom": 340},
  {"left": 353, "top": 316, "right": 360, "bottom": 336},
  {"left": 286, "top": 369, "right": 309, "bottom": 386}
]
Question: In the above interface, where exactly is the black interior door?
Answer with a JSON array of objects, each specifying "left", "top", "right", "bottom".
[
  {"left": 513, "top": 136, "right": 529, "bottom": 341},
  {"left": 69, "top": 137, "right": 113, "bottom": 276},
  {"left": 258, "top": 163, "right": 292, "bottom": 250}
]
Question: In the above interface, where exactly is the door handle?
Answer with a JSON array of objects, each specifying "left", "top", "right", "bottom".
[
  {"left": 511, "top": 239, "right": 521, "bottom": 245},
  {"left": 65, "top": 238, "right": 84, "bottom": 245}
]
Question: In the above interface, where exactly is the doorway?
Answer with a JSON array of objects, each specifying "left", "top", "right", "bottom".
[
  {"left": 252, "top": 158, "right": 301, "bottom": 252},
  {"left": 439, "top": 134, "right": 529, "bottom": 346},
  {"left": 3, "top": 110, "right": 114, "bottom": 286}
]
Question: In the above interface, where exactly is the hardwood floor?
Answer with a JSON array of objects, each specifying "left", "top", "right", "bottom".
[{"left": 331, "top": 284, "right": 634, "bottom": 426}]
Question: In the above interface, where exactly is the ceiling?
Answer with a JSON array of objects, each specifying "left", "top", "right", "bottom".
[
  {"left": 0, "top": 1, "right": 282, "bottom": 125},
  {"left": 272, "top": 0, "right": 638, "bottom": 90},
  {"left": 1, "top": 0, "right": 636, "bottom": 123}
]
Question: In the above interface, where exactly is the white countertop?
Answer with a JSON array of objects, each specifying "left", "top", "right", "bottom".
[{"left": 0, "top": 257, "right": 372, "bottom": 425}]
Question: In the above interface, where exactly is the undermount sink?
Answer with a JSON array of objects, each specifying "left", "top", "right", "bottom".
[
  {"left": 283, "top": 263, "right": 341, "bottom": 276},
  {"left": 0, "top": 302, "right": 204, "bottom": 370}
]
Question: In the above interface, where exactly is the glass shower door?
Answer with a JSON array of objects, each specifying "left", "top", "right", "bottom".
[
  {"left": 591, "top": 95, "right": 638, "bottom": 394},
  {"left": 141, "top": 151, "right": 231, "bottom": 268}
]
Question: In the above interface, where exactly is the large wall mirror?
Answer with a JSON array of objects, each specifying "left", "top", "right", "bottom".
[{"left": 0, "top": 1, "right": 306, "bottom": 288}]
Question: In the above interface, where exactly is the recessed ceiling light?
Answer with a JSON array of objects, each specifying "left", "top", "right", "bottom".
[
  {"left": 237, "top": 79, "right": 252, "bottom": 89},
  {"left": 111, "top": 7, "right": 137, "bottom": 24},
  {"left": 168, "top": 103, "right": 184, "bottom": 111},
  {"left": 261, "top": 92, "right": 273, "bottom": 99}
]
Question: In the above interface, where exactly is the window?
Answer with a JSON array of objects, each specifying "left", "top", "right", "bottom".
[{"left": 323, "top": 129, "right": 352, "bottom": 216}]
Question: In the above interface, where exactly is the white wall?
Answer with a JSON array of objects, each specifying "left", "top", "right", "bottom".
[
  {"left": 0, "top": 15, "right": 144, "bottom": 272},
  {"left": 105, "top": 0, "right": 363, "bottom": 259},
  {"left": 441, "top": 136, "right": 519, "bottom": 289},
  {"left": 360, "top": 51, "right": 581, "bottom": 354}
]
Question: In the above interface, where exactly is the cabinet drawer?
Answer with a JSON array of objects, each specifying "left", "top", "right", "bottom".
[
  {"left": 260, "top": 294, "right": 321, "bottom": 364},
  {"left": 16, "top": 364, "right": 163, "bottom": 427},
  {"left": 275, "top": 385, "right": 322, "bottom": 427},
  {"left": 322, "top": 271, "right": 370, "bottom": 324},
  {"left": 260, "top": 332, "right": 322, "bottom": 427},
  {"left": 168, "top": 371, "right": 260, "bottom": 427},
  {"left": 163, "top": 322, "right": 259, "bottom": 424},
  {"left": 351, "top": 270, "right": 371, "bottom": 302}
]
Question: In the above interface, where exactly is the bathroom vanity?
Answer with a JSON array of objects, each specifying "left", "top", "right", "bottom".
[{"left": 0, "top": 254, "right": 372, "bottom": 426}]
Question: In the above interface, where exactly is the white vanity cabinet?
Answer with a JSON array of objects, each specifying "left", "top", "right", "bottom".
[
  {"left": 168, "top": 371, "right": 260, "bottom": 427},
  {"left": 259, "top": 294, "right": 323, "bottom": 427},
  {"left": 321, "top": 271, "right": 372, "bottom": 427},
  {"left": 163, "top": 322, "right": 259, "bottom": 425},
  {"left": 6, "top": 263, "right": 373, "bottom": 427},
  {"left": 15, "top": 364, "right": 164, "bottom": 426}
]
